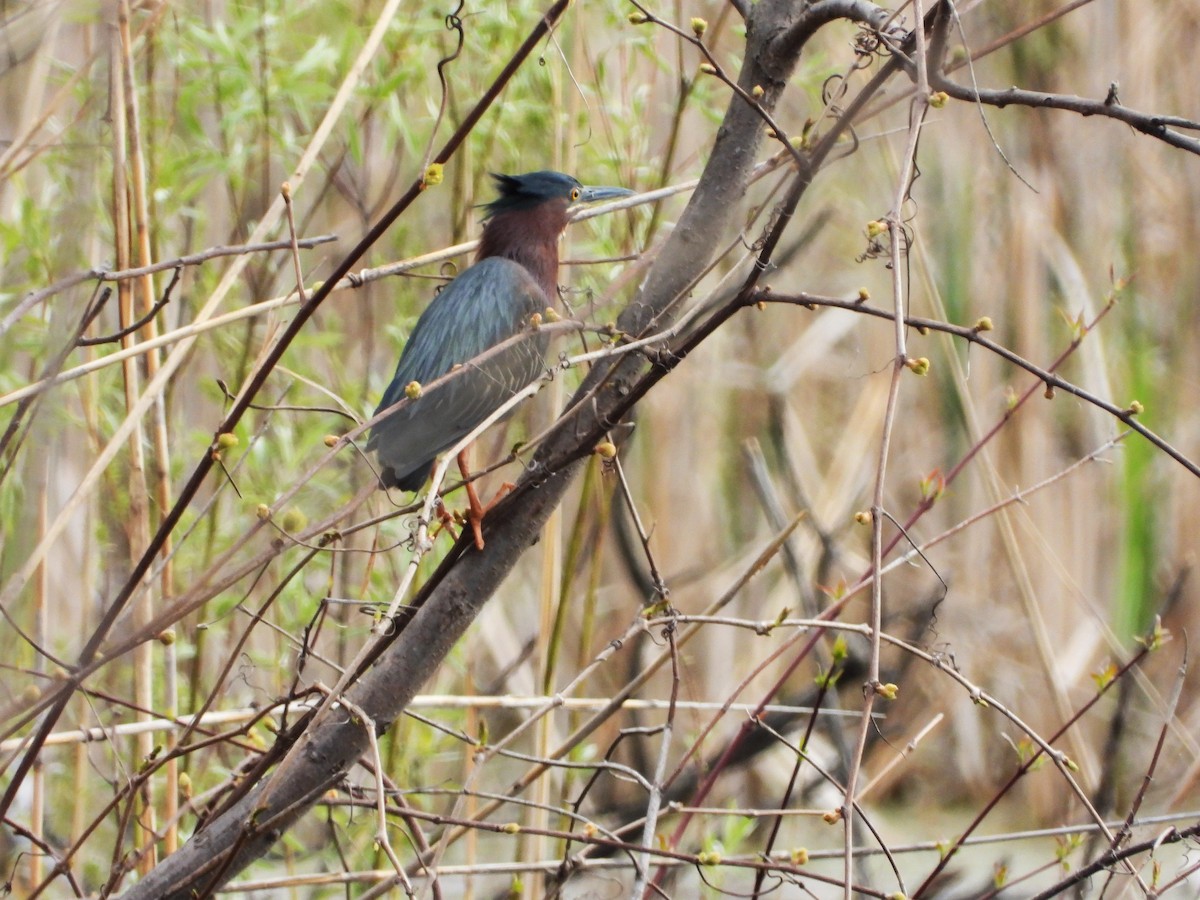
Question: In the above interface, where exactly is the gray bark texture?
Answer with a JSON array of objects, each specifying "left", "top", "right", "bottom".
[{"left": 122, "top": 1, "right": 892, "bottom": 895}]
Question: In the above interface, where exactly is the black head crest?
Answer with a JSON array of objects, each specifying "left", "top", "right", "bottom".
[{"left": 482, "top": 171, "right": 582, "bottom": 219}]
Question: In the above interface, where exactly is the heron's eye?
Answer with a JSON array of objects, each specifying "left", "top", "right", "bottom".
[{"left": 570, "top": 188, "right": 581, "bottom": 201}]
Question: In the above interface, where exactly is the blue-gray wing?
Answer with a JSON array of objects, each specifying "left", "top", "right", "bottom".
[{"left": 368, "top": 258, "right": 550, "bottom": 491}]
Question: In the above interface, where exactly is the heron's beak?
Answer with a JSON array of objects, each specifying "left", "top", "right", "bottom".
[{"left": 576, "top": 185, "right": 635, "bottom": 206}]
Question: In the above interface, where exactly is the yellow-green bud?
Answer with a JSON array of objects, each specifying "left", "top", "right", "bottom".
[
  {"left": 857, "top": 287, "right": 870, "bottom": 302},
  {"left": 543, "top": 306, "right": 561, "bottom": 322},
  {"left": 875, "top": 682, "right": 899, "bottom": 700},
  {"left": 751, "top": 84, "right": 765, "bottom": 99},
  {"left": 405, "top": 380, "right": 423, "bottom": 400},
  {"left": 866, "top": 219, "right": 888, "bottom": 239},
  {"left": 1127, "top": 400, "right": 1144, "bottom": 416},
  {"left": 822, "top": 808, "right": 843, "bottom": 825},
  {"left": 595, "top": 441, "right": 617, "bottom": 459},
  {"left": 323, "top": 434, "right": 339, "bottom": 448},
  {"left": 906, "top": 357, "right": 931, "bottom": 376},
  {"left": 501, "top": 822, "right": 521, "bottom": 834},
  {"left": 790, "top": 847, "right": 809, "bottom": 865},
  {"left": 854, "top": 510, "right": 872, "bottom": 525},
  {"left": 255, "top": 503, "right": 272, "bottom": 520},
  {"left": 281, "top": 508, "right": 307, "bottom": 533},
  {"left": 691, "top": 17, "right": 707, "bottom": 37},
  {"left": 929, "top": 90, "right": 949, "bottom": 109},
  {"left": 698, "top": 62, "right": 717, "bottom": 75},
  {"left": 697, "top": 850, "right": 721, "bottom": 865},
  {"left": 157, "top": 629, "right": 176, "bottom": 646},
  {"left": 974, "top": 316, "right": 994, "bottom": 332},
  {"left": 422, "top": 163, "right": 443, "bottom": 187},
  {"left": 627, "top": 11, "right": 649, "bottom": 24},
  {"left": 216, "top": 432, "right": 238, "bottom": 449}
]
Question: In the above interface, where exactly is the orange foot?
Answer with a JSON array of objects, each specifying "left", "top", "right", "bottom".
[{"left": 457, "top": 449, "right": 515, "bottom": 550}]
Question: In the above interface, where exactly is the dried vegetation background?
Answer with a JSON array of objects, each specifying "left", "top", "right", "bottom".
[{"left": 1, "top": 0, "right": 1199, "bottom": 896}]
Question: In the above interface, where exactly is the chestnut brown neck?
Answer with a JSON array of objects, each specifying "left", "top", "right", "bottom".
[{"left": 476, "top": 198, "right": 570, "bottom": 303}]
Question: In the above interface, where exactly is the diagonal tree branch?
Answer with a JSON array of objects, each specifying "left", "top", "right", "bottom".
[{"left": 117, "top": 0, "right": 896, "bottom": 895}]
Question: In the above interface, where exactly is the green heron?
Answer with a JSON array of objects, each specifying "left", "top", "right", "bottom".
[{"left": 368, "top": 170, "right": 633, "bottom": 546}]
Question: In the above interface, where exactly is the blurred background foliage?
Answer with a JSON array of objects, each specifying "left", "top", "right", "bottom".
[{"left": 1, "top": 0, "right": 1198, "bottom": 895}]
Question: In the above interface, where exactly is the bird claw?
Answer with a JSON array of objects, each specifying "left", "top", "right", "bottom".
[{"left": 458, "top": 451, "right": 517, "bottom": 550}]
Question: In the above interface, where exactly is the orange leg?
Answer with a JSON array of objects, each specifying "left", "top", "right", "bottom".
[
  {"left": 457, "top": 449, "right": 516, "bottom": 550},
  {"left": 457, "top": 449, "right": 486, "bottom": 549}
]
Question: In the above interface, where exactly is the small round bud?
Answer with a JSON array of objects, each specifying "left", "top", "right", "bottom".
[
  {"left": 857, "top": 287, "right": 870, "bottom": 303},
  {"left": 216, "top": 432, "right": 238, "bottom": 449},
  {"left": 751, "top": 84, "right": 765, "bottom": 99},
  {"left": 698, "top": 62, "right": 717, "bottom": 75},
  {"left": 690, "top": 17, "right": 707, "bottom": 37},
  {"left": 281, "top": 508, "right": 307, "bottom": 533},
  {"left": 790, "top": 847, "right": 809, "bottom": 865},
  {"left": 179, "top": 771, "right": 193, "bottom": 799},
  {"left": 280, "top": 182, "right": 292, "bottom": 200},
  {"left": 627, "top": 11, "right": 649, "bottom": 24},
  {"left": 854, "top": 510, "right": 872, "bottom": 525},
  {"left": 866, "top": 219, "right": 888, "bottom": 239},
  {"left": 929, "top": 90, "right": 949, "bottom": 109},
  {"left": 157, "top": 629, "right": 176, "bottom": 646},
  {"left": 822, "top": 808, "right": 843, "bottom": 825},
  {"left": 595, "top": 441, "right": 617, "bottom": 459},
  {"left": 1126, "top": 400, "right": 1144, "bottom": 416},
  {"left": 1044, "top": 385, "right": 1056, "bottom": 399},
  {"left": 543, "top": 306, "right": 561, "bottom": 322},
  {"left": 255, "top": 503, "right": 272, "bottom": 520},
  {"left": 973, "top": 316, "right": 993, "bottom": 332},
  {"left": 874, "top": 682, "right": 899, "bottom": 700},
  {"left": 529, "top": 311, "right": 543, "bottom": 328},
  {"left": 323, "top": 434, "right": 339, "bottom": 448},
  {"left": 905, "top": 357, "right": 931, "bottom": 376},
  {"left": 501, "top": 822, "right": 521, "bottom": 834},
  {"left": 22, "top": 684, "right": 41, "bottom": 703},
  {"left": 422, "top": 163, "right": 444, "bottom": 188},
  {"left": 405, "top": 380, "right": 423, "bottom": 400},
  {"left": 697, "top": 850, "right": 721, "bottom": 865}
]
